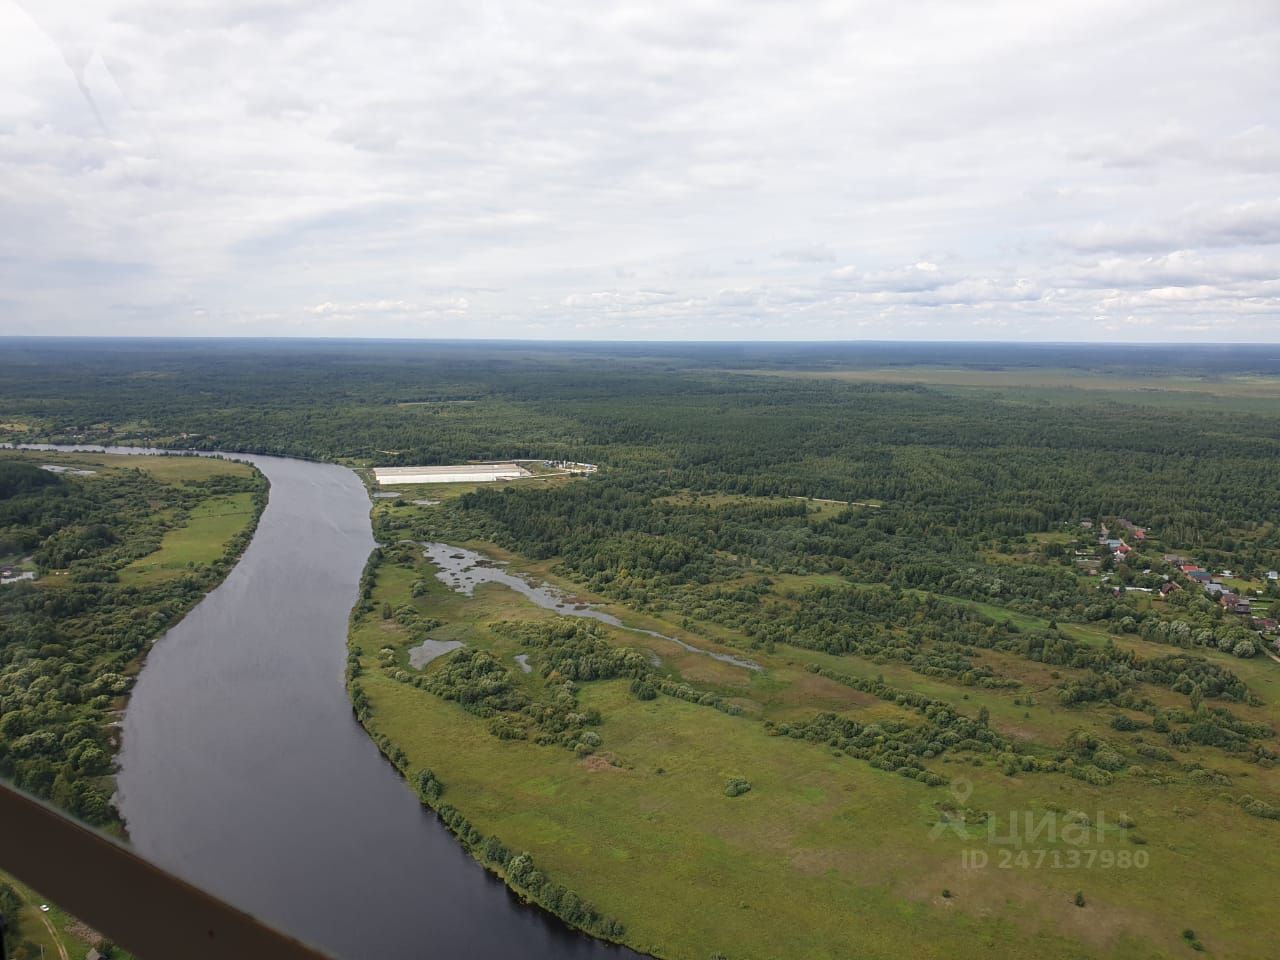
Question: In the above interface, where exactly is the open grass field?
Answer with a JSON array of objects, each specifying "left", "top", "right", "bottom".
[
  {"left": 119, "top": 492, "right": 257, "bottom": 584},
  {"left": 654, "top": 491, "right": 879, "bottom": 522},
  {"left": 732, "top": 366, "right": 1280, "bottom": 415},
  {"left": 2, "top": 451, "right": 261, "bottom": 588},
  {"left": 734, "top": 366, "right": 1280, "bottom": 397},
  {"left": 352, "top": 529, "right": 1280, "bottom": 960},
  {"left": 2, "top": 450, "right": 255, "bottom": 483}
]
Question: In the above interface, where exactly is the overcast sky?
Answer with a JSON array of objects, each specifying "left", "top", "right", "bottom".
[{"left": 1, "top": 1, "right": 1277, "bottom": 341}]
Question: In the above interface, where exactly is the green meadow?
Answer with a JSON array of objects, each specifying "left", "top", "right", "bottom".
[
  {"left": 0, "top": 452, "right": 262, "bottom": 586},
  {"left": 351, "top": 513, "right": 1280, "bottom": 959},
  {"left": 119, "top": 491, "right": 257, "bottom": 583}
]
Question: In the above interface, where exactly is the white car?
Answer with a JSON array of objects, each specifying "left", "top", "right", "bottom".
[{"left": 39, "top": 904, "right": 50, "bottom": 912}]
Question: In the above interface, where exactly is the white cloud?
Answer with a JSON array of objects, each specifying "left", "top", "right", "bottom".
[
  {"left": 0, "top": 0, "right": 1277, "bottom": 340},
  {"left": 1066, "top": 199, "right": 1280, "bottom": 253},
  {"left": 776, "top": 245, "right": 837, "bottom": 264}
]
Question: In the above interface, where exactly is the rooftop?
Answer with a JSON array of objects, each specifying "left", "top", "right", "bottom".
[{"left": 372, "top": 462, "right": 531, "bottom": 486}]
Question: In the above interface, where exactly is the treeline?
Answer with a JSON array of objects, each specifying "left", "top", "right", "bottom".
[
  {"left": 4, "top": 343, "right": 1279, "bottom": 571},
  {"left": 435, "top": 472, "right": 1271, "bottom": 637},
  {"left": 411, "top": 769, "right": 627, "bottom": 941}
]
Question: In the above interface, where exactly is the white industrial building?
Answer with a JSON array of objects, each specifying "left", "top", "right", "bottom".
[{"left": 373, "top": 463, "right": 531, "bottom": 485}]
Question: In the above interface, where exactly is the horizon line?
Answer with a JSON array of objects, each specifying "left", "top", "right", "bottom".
[{"left": 4, "top": 335, "right": 1280, "bottom": 348}]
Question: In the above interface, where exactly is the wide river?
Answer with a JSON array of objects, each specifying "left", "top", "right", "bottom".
[{"left": 27, "top": 446, "right": 637, "bottom": 959}]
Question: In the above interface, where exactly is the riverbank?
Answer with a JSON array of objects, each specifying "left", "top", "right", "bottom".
[
  {"left": 0, "top": 448, "right": 267, "bottom": 835},
  {"left": 350, "top": 523, "right": 1280, "bottom": 960},
  {"left": 107, "top": 451, "right": 625, "bottom": 960},
  {"left": 347, "top": 548, "right": 637, "bottom": 950}
]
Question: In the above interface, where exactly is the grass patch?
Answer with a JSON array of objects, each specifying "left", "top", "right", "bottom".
[
  {"left": 119, "top": 492, "right": 256, "bottom": 583},
  {"left": 352, "top": 541, "right": 1280, "bottom": 960}
]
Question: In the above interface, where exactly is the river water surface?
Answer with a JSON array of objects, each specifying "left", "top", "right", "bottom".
[
  {"left": 23, "top": 446, "right": 637, "bottom": 959},
  {"left": 421, "top": 542, "right": 761, "bottom": 671}
]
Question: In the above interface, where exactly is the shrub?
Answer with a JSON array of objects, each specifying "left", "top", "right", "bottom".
[
  {"left": 1093, "top": 745, "right": 1127, "bottom": 771},
  {"left": 415, "top": 768, "right": 444, "bottom": 803},
  {"left": 1068, "top": 763, "right": 1113, "bottom": 786},
  {"left": 1241, "top": 797, "right": 1280, "bottom": 820},
  {"left": 724, "top": 777, "right": 752, "bottom": 797}
]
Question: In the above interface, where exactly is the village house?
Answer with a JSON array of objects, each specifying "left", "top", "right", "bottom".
[
  {"left": 1114, "top": 518, "right": 1148, "bottom": 541},
  {"left": 1219, "top": 593, "right": 1252, "bottom": 616}
]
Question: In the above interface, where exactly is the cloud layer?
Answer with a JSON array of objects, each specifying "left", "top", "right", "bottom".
[{"left": 1, "top": 0, "right": 1277, "bottom": 340}]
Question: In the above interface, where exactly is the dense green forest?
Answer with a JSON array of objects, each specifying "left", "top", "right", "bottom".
[
  {"left": 0, "top": 453, "right": 266, "bottom": 826},
  {"left": 2, "top": 339, "right": 1278, "bottom": 566}
]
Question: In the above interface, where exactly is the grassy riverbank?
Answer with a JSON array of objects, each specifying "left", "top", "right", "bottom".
[
  {"left": 350, "top": 496, "right": 1280, "bottom": 959},
  {"left": 0, "top": 451, "right": 267, "bottom": 830}
]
